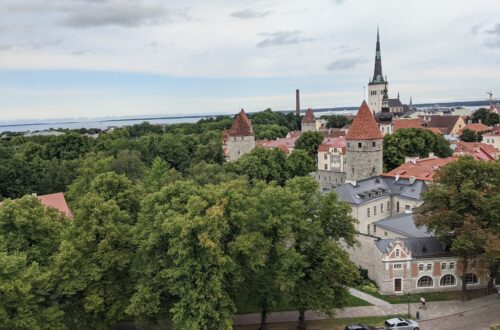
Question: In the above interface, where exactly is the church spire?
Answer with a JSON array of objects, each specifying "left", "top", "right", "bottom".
[{"left": 371, "top": 27, "right": 385, "bottom": 84}]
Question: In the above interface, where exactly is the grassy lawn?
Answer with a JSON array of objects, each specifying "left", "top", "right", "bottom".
[
  {"left": 234, "top": 314, "right": 402, "bottom": 330},
  {"left": 235, "top": 294, "right": 371, "bottom": 315},
  {"left": 358, "top": 287, "right": 490, "bottom": 304}
]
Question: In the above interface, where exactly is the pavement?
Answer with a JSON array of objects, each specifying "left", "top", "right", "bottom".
[{"left": 233, "top": 292, "right": 500, "bottom": 326}]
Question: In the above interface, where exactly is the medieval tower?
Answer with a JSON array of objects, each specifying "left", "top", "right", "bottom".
[
  {"left": 368, "top": 28, "right": 388, "bottom": 113},
  {"left": 345, "top": 101, "right": 384, "bottom": 182},
  {"left": 227, "top": 109, "right": 255, "bottom": 161},
  {"left": 301, "top": 108, "right": 316, "bottom": 132}
]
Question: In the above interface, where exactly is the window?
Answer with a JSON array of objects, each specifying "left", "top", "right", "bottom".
[
  {"left": 387, "top": 201, "right": 391, "bottom": 211},
  {"left": 395, "top": 249, "right": 400, "bottom": 257},
  {"left": 324, "top": 164, "right": 327, "bottom": 170},
  {"left": 441, "top": 263, "right": 446, "bottom": 270},
  {"left": 466, "top": 273, "right": 478, "bottom": 284},
  {"left": 396, "top": 201, "right": 400, "bottom": 213},
  {"left": 449, "top": 262, "right": 455, "bottom": 270},
  {"left": 440, "top": 274, "right": 456, "bottom": 286},
  {"left": 352, "top": 167, "right": 355, "bottom": 174},
  {"left": 374, "top": 206, "right": 377, "bottom": 215},
  {"left": 393, "top": 263, "right": 402, "bottom": 269},
  {"left": 373, "top": 224, "right": 377, "bottom": 233},
  {"left": 381, "top": 203, "right": 384, "bottom": 213},
  {"left": 324, "top": 154, "right": 327, "bottom": 160},
  {"left": 372, "top": 141, "right": 376, "bottom": 147},
  {"left": 405, "top": 205, "right": 411, "bottom": 211},
  {"left": 427, "top": 263, "right": 432, "bottom": 271},
  {"left": 367, "top": 208, "right": 370, "bottom": 218},
  {"left": 367, "top": 224, "right": 370, "bottom": 234},
  {"left": 372, "top": 166, "right": 376, "bottom": 174},
  {"left": 417, "top": 276, "right": 433, "bottom": 287},
  {"left": 358, "top": 142, "right": 362, "bottom": 148},
  {"left": 419, "top": 264, "right": 424, "bottom": 271},
  {"left": 381, "top": 127, "right": 384, "bottom": 132},
  {"left": 347, "top": 142, "right": 350, "bottom": 147}
]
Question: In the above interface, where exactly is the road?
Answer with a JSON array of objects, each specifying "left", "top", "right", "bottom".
[{"left": 420, "top": 303, "right": 500, "bottom": 330}]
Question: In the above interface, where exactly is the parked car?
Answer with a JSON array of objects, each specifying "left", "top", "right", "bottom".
[
  {"left": 384, "top": 317, "right": 419, "bottom": 330},
  {"left": 345, "top": 324, "right": 377, "bottom": 330}
]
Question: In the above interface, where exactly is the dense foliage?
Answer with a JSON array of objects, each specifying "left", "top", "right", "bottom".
[
  {"left": 459, "top": 129, "right": 482, "bottom": 142},
  {"left": 0, "top": 110, "right": 358, "bottom": 329},
  {"left": 383, "top": 128, "right": 453, "bottom": 171},
  {"left": 319, "top": 114, "right": 352, "bottom": 129},
  {"left": 471, "top": 108, "right": 499, "bottom": 126}
]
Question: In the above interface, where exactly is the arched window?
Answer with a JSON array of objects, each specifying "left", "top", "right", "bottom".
[
  {"left": 466, "top": 273, "right": 478, "bottom": 284},
  {"left": 395, "top": 249, "right": 400, "bottom": 257},
  {"left": 417, "top": 276, "right": 433, "bottom": 287},
  {"left": 440, "top": 274, "right": 456, "bottom": 286}
]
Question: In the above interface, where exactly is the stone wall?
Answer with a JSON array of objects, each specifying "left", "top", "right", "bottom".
[
  {"left": 227, "top": 135, "right": 255, "bottom": 161},
  {"left": 312, "top": 170, "right": 346, "bottom": 190},
  {"left": 345, "top": 139, "right": 383, "bottom": 182},
  {"left": 344, "top": 234, "right": 383, "bottom": 286}
]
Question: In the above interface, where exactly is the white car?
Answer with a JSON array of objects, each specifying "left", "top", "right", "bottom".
[{"left": 384, "top": 317, "right": 419, "bottom": 330}]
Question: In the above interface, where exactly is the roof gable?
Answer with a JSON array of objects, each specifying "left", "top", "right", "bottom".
[
  {"left": 345, "top": 101, "right": 384, "bottom": 140},
  {"left": 229, "top": 109, "right": 254, "bottom": 137},
  {"left": 302, "top": 108, "right": 316, "bottom": 123}
]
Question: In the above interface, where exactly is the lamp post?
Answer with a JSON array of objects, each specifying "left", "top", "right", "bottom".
[{"left": 407, "top": 292, "right": 410, "bottom": 318}]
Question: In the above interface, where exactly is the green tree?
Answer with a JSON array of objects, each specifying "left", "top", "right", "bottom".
[
  {"left": 0, "top": 196, "right": 66, "bottom": 267},
  {"left": 320, "top": 114, "right": 352, "bottom": 128},
  {"left": 383, "top": 128, "right": 453, "bottom": 171},
  {"left": 111, "top": 149, "right": 145, "bottom": 182},
  {"left": 294, "top": 131, "right": 324, "bottom": 158},
  {"left": 53, "top": 194, "right": 136, "bottom": 329},
  {"left": 414, "top": 157, "right": 500, "bottom": 301},
  {"left": 459, "top": 129, "right": 481, "bottom": 142},
  {"left": 285, "top": 149, "right": 316, "bottom": 178},
  {"left": 471, "top": 108, "right": 499, "bottom": 126},
  {"left": 0, "top": 252, "right": 65, "bottom": 330},
  {"left": 143, "top": 157, "right": 180, "bottom": 193}
]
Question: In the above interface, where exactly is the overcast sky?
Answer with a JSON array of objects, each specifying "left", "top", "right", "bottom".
[{"left": 0, "top": 0, "right": 499, "bottom": 120}]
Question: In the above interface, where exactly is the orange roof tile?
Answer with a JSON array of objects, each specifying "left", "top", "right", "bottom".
[
  {"left": 382, "top": 157, "right": 457, "bottom": 181},
  {"left": 229, "top": 109, "right": 254, "bottom": 137},
  {"left": 393, "top": 118, "right": 423, "bottom": 132},
  {"left": 345, "top": 101, "right": 383, "bottom": 140},
  {"left": 302, "top": 108, "right": 316, "bottom": 123},
  {"left": 453, "top": 141, "right": 498, "bottom": 161},
  {"left": 37, "top": 193, "right": 73, "bottom": 218},
  {"left": 458, "top": 123, "right": 492, "bottom": 134}
]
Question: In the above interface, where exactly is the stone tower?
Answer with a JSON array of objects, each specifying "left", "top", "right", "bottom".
[
  {"left": 345, "top": 101, "right": 384, "bottom": 182},
  {"left": 227, "top": 109, "right": 255, "bottom": 161},
  {"left": 368, "top": 27, "right": 388, "bottom": 113},
  {"left": 301, "top": 108, "right": 316, "bottom": 132}
]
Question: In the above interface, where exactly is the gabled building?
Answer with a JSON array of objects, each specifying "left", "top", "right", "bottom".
[
  {"left": 482, "top": 127, "right": 500, "bottom": 150},
  {"left": 301, "top": 108, "right": 316, "bottom": 132},
  {"left": 382, "top": 156, "right": 457, "bottom": 182},
  {"left": 453, "top": 141, "right": 499, "bottom": 160},
  {"left": 421, "top": 115, "right": 466, "bottom": 136},
  {"left": 226, "top": 109, "right": 256, "bottom": 161},
  {"left": 1, "top": 192, "right": 73, "bottom": 218}
]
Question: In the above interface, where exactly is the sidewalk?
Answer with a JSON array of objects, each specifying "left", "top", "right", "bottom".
[{"left": 233, "top": 293, "right": 500, "bottom": 326}]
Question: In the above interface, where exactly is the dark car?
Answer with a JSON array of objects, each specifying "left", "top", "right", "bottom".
[{"left": 345, "top": 324, "right": 377, "bottom": 330}]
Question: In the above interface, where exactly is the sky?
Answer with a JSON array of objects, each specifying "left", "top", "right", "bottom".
[{"left": 0, "top": 0, "right": 499, "bottom": 121}]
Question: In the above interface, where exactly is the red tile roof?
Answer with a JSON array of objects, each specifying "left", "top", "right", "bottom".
[
  {"left": 393, "top": 118, "right": 423, "bottom": 132},
  {"left": 422, "top": 115, "right": 462, "bottom": 135},
  {"left": 37, "top": 193, "right": 73, "bottom": 218},
  {"left": 453, "top": 141, "right": 498, "bottom": 161},
  {"left": 229, "top": 109, "right": 254, "bottom": 137},
  {"left": 302, "top": 108, "right": 315, "bottom": 123},
  {"left": 458, "top": 123, "right": 492, "bottom": 134},
  {"left": 382, "top": 157, "right": 457, "bottom": 181},
  {"left": 345, "top": 101, "right": 384, "bottom": 140}
]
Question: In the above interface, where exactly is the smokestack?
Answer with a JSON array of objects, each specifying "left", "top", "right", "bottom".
[{"left": 296, "top": 89, "right": 300, "bottom": 117}]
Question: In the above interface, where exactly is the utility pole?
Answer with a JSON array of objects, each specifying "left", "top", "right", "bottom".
[{"left": 486, "top": 91, "right": 493, "bottom": 109}]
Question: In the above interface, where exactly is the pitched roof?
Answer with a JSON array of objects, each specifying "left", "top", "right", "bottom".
[
  {"left": 37, "top": 193, "right": 73, "bottom": 218},
  {"left": 382, "top": 156, "right": 457, "bottom": 181},
  {"left": 393, "top": 118, "right": 423, "bottom": 132},
  {"left": 229, "top": 109, "right": 254, "bottom": 137},
  {"left": 374, "top": 213, "right": 432, "bottom": 238},
  {"left": 453, "top": 141, "right": 498, "bottom": 161},
  {"left": 388, "top": 98, "right": 403, "bottom": 108},
  {"left": 302, "top": 108, "right": 316, "bottom": 123},
  {"left": 345, "top": 101, "right": 384, "bottom": 140},
  {"left": 375, "top": 237, "right": 451, "bottom": 258},
  {"left": 458, "top": 123, "right": 492, "bottom": 134},
  {"left": 424, "top": 115, "right": 462, "bottom": 135},
  {"left": 318, "top": 137, "right": 346, "bottom": 153},
  {"left": 333, "top": 176, "right": 427, "bottom": 205}
]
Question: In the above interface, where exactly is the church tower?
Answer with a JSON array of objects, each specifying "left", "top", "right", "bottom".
[
  {"left": 375, "top": 86, "right": 393, "bottom": 135},
  {"left": 227, "top": 109, "right": 255, "bottom": 161},
  {"left": 345, "top": 101, "right": 384, "bottom": 182},
  {"left": 367, "top": 27, "right": 388, "bottom": 113}
]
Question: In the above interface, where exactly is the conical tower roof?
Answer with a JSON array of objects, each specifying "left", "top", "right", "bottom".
[
  {"left": 229, "top": 109, "right": 254, "bottom": 136},
  {"left": 346, "top": 101, "right": 384, "bottom": 140},
  {"left": 370, "top": 27, "right": 385, "bottom": 85},
  {"left": 302, "top": 108, "right": 316, "bottom": 123}
]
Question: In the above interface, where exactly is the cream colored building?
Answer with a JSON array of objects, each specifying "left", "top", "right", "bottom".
[{"left": 482, "top": 131, "right": 500, "bottom": 150}]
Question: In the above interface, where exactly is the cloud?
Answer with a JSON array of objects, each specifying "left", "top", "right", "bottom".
[
  {"left": 485, "top": 23, "right": 500, "bottom": 36},
  {"left": 59, "top": 3, "right": 182, "bottom": 28},
  {"left": 326, "top": 57, "right": 367, "bottom": 70},
  {"left": 256, "top": 31, "right": 314, "bottom": 48},
  {"left": 0, "top": 45, "right": 13, "bottom": 51},
  {"left": 470, "top": 23, "right": 483, "bottom": 35},
  {"left": 483, "top": 38, "right": 500, "bottom": 49},
  {"left": 230, "top": 9, "right": 270, "bottom": 19}
]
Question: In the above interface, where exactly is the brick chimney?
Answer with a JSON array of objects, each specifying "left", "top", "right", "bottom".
[{"left": 296, "top": 89, "right": 300, "bottom": 117}]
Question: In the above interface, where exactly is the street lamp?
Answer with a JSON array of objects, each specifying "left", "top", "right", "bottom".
[{"left": 407, "top": 293, "right": 410, "bottom": 318}]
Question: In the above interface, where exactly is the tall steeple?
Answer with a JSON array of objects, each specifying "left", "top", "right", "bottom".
[{"left": 371, "top": 27, "right": 385, "bottom": 85}]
